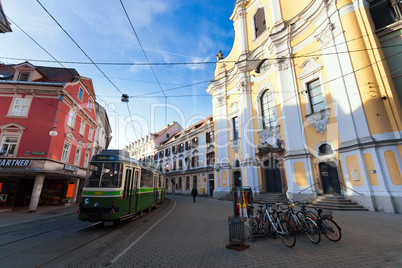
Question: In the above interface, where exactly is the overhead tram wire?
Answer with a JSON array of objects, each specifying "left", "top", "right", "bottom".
[
  {"left": 35, "top": 0, "right": 143, "bottom": 140},
  {"left": 119, "top": 0, "right": 168, "bottom": 126},
  {"left": 5, "top": 16, "right": 144, "bottom": 140}
]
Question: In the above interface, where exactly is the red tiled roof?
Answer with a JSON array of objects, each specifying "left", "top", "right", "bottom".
[{"left": 0, "top": 63, "right": 79, "bottom": 82}]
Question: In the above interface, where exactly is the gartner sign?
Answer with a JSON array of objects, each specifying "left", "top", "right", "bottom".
[{"left": 0, "top": 159, "right": 31, "bottom": 167}]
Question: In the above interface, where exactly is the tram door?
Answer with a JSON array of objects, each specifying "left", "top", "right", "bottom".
[
  {"left": 132, "top": 170, "right": 139, "bottom": 213},
  {"left": 124, "top": 168, "right": 133, "bottom": 214}
]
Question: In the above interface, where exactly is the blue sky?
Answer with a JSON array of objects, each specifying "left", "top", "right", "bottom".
[{"left": 0, "top": 0, "right": 235, "bottom": 149}]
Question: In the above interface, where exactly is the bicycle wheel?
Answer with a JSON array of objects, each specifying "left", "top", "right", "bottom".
[
  {"left": 286, "top": 212, "right": 300, "bottom": 232},
  {"left": 320, "top": 218, "right": 341, "bottom": 242},
  {"left": 278, "top": 220, "right": 296, "bottom": 248},
  {"left": 261, "top": 215, "right": 269, "bottom": 236},
  {"left": 304, "top": 218, "right": 321, "bottom": 244},
  {"left": 249, "top": 217, "right": 258, "bottom": 235}
]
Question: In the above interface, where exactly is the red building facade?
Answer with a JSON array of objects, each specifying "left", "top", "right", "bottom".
[{"left": 0, "top": 62, "right": 99, "bottom": 212}]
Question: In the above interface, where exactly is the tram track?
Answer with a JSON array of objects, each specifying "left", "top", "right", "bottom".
[{"left": 0, "top": 199, "right": 173, "bottom": 268}]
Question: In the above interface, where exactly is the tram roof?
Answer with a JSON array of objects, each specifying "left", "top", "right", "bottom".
[{"left": 91, "top": 149, "right": 161, "bottom": 172}]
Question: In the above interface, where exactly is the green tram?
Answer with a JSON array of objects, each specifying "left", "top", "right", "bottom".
[{"left": 78, "top": 149, "right": 165, "bottom": 224}]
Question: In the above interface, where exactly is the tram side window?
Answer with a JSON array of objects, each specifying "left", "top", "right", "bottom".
[
  {"left": 124, "top": 168, "right": 132, "bottom": 198},
  {"left": 141, "top": 169, "right": 154, "bottom": 187},
  {"left": 85, "top": 162, "right": 123, "bottom": 188}
]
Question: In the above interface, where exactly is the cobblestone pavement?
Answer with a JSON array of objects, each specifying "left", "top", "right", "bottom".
[
  {"left": 2, "top": 195, "right": 402, "bottom": 267},
  {"left": 107, "top": 195, "right": 402, "bottom": 268}
]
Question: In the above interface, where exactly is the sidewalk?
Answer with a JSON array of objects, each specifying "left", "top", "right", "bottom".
[{"left": 0, "top": 204, "right": 79, "bottom": 228}]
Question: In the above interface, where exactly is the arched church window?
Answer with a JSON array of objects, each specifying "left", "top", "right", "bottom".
[{"left": 260, "top": 89, "right": 276, "bottom": 129}]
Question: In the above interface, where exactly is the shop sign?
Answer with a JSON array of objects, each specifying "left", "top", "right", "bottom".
[
  {"left": 66, "top": 184, "right": 75, "bottom": 198},
  {"left": 0, "top": 159, "right": 31, "bottom": 167},
  {"left": 63, "top": 164, "right": 78, "bottom": 173},
  {"left": 32, "top": 151, "right": 46, "bottom": 155}
]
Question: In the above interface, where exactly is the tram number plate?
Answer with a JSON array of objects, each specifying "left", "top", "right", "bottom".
[{"left": 94, "top": 191, "right": 103, "bottom": 196}]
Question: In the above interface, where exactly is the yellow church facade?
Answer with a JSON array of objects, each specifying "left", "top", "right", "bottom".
[{"left": 207, "top": 0, "right": 402, "bottom": 212}]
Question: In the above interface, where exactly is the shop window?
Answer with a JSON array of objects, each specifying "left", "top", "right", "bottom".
[
  {"left": 0, "top": 136, "right": 18, "bottom": 157},
  {"left": 260, "top": 89, "right": 276, "bottom": 129},
  {"left": 307, "top": 79, "right": 325, "bottom": 113},
  {"left": 10, "top": 98, "right": 31, "bottom": 117},
  {"left": 254, "top": 7, "right": 266, "bottom": 38},
  {"left": 186, "top": 176, "right": 190, "bottom": 191}
]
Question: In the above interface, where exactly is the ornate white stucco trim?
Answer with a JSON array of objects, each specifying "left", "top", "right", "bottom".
[{"left": 306, "top": 108, "right": 331, "bottom": 134}]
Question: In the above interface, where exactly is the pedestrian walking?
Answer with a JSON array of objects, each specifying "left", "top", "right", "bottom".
[{"left": 191, "top": 187, "right": 198, "bottom": 203}]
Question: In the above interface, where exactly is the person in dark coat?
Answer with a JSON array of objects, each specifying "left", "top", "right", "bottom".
[{"left": 191, "top": 187, "right": 198, "bottom": 203}]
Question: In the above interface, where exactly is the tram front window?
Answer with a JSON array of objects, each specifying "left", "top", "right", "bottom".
[{"left": 86, "top": 163, "right": 123, "bottom": 188}]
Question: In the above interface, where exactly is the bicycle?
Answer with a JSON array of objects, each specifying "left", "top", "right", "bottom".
[
  {"left": 263, "top": 203, "right": 296, "bottom": 248},
  {"left": 284, "top": 201, "right": 320, "bottom": 244},
  {"left": 309, "top": 207, "right": 342, "bottom": 242},
  {"left": 248, "top": 203, "right": 266, "bottom": 237}
]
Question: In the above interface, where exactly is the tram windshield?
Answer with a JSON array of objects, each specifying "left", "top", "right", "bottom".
[{"left": 85, "top": 162, "right": 123, "bottom": 188}]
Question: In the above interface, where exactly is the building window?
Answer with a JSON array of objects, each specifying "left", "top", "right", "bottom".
[
  {"left": 256, "top": 59, "right": 270, "bottom": 74},
  {"left": 84, "top": 151, "right": 90, "bottom": 168},
  {"left": 206, "top": 131, "right": 214, "bottom": 143},
  {"left": 67, "top": 110, "right": 76, "bottom": 128},
  {"left": 10, "top": 98, "right": 31, "bottom": 116},
  {"left": 185, "top": 176, "right": 190, "bottom": 191},
  {"left": 74, "top": 148, "right": 82, "bottom": 166},
  {"left": 88, "top": 127, "right": 94, "bottom": 142},
  {"left": 318, "top": 143, "right": 334, "bottom": 156},
  {"left": 232, "top": 116, "right": 239, "bottom": 140},
  {"left": 261, "top": 89, "right": 276, "bottom": 129},
  {"left": 87, "top": 99, "right": 92, "bottom": 111},
  {"left": 191, "top": 156, "right": 198, "bottom": 168},
  {"left": 185, "top": 141, "right": 191, "bottom": 151},
  {"left": 79, "top": 119, "right": 86, "bottom": 136},
  {"left": 254, "top": 7, "right": 266, "bottom": 38},
  {"left": 61, "top": 142, "right": 71, "bottom": 162},
  {"left": 165, "top": 148, "right": 170, "bottom": 157},
  {"left": 207, "top": 152, "right": 215, "bottom": 166},
  {"left": 78, "top": 88, "right": 84, "bottom": 101},
  {"left": 192, "top": 137, "right": 198, "bottom": 148},
  {"left": 178, "top": 159, "right": 183, "bottom": 170},
  {"left": 0, "top": 136, "right": 18, "bottom": 157},
  {"left": 369, "top": 0, "right": 402, "bottom": 30},
  {"left": 18, "top": 72, "right": 30, "bottom": 81},
  {"left": 179, "top": 143, "right": 184, "bottom": 153},
  {"left": 307, "top": 79, "right": 325, "bottom": 113}
]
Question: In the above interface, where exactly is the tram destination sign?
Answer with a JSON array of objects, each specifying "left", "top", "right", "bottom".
[
  {"left": 0, "top": 159, "right": 31, "bottom": 167},
  {"left": 94, "top": 155, "right": 116, "bottom": 161}
]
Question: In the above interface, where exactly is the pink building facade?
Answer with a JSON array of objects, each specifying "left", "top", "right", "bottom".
[{"left": 0, "top": 62, "right": 105, "bottom": 212}]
